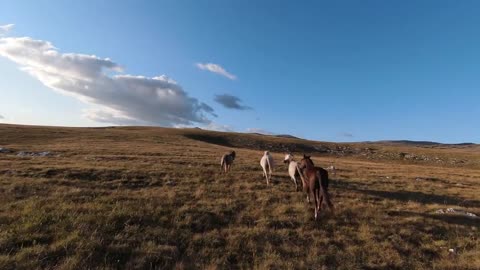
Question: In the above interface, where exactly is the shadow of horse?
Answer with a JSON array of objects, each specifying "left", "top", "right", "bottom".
[{"left": 335, "top": 180, "right": 480, "bottom": 208}]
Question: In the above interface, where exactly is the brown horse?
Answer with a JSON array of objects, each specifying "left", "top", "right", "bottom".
[
  {"left": 298, "top": 155, "right": 334, "bottom": 220},
  {"left": 220, "top": 151, "right": 236, "bottom": 173}
]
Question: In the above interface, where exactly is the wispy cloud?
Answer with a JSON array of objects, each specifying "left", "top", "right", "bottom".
[
  {"left": 341, "top": 132, "right": 354, "bottom": 138},
  {"left": 0, "top": 24, "right": 14, "bottom": 36},
  {"left": 0, "top": 114, "right": 4, "bottom": 119},
  {"left": 196, "top": 62, "right": 237, "bottom": 80},
  {"left": 214, "top": 94, "right": 251, "bottom": 110},
  {"left": 246, "top": 128, "right": 273, "bottom": 135},
  {"left": 0, "top": 36, "right": 216, "bottom": 126}
]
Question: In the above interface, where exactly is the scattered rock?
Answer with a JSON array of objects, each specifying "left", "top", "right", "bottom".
[
  {"left": 0, "top": 147, "right": 13, "bottom": 153},
  {"left": 435, "top": 208, "right": 478, "bottom": 218},
  {"left": 17, "top": 151, "right": 53, "bottom": 157},
  {"left": 166, "top": 181, "right": 176, "bottom": 186},
  {"left": 326, "top": 165, "right": 337, "bottom": 175},
  {"left": 465, "top": 212, "right": 477, "bottom": 218}
]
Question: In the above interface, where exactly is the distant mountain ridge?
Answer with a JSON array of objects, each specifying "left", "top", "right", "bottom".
[
  {"left": 246, "top": 132, "right": 300, "bottom": 139},
  {"left": 274, "top": 134, "right": 300, "bottom": 139},
  {"left": 370, "top": 140, "right": 476, "bottom": 146}
]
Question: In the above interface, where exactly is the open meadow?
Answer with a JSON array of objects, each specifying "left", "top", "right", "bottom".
[{"left": 0, "top": 124, "right": 479, "bottom": 269}]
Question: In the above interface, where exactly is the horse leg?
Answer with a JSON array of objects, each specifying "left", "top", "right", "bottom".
[
  {"left": 302, "top": 177, "right": 308, "bottom": 194},
  {"left": 263, "top": 167, "right": 269, "bottom": 185},
  {"left": 318, "top": 188, "right": 323, "bottom": 219},
  {"left": 319, "top": 192, "right": 324, "bottom": 211},
  {"left": 309, "top": 184, "right": 315, "bottom": 208},
  {"left": 293, "top": 176, "right": 298, "bottom": 192},
  {"left": 266, "top": 169, "right": 269, "bottom": 184},
  {"left": 310, "top": 188, "right": 317, "bottom": 220},
  {"left": 302, "top": 177, "right": 308, "bottom": 202}
]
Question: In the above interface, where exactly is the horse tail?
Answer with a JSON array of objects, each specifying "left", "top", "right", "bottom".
[
  {"left": 318, "top": 169, "right": 334, "bottom": 212},
  {"left": 296, "top": 164, "right": 307, "bottom": 190},
  {"left": 322, "top": 168, "right": 329, "bottom": 189}
]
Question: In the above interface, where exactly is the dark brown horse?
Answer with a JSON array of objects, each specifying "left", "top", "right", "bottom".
[
  {"left": 298, "top": 155, "right": 334, "bottom": 220},
  {"left": 220, "top": 151, "right": 236, "bottom": 173}
]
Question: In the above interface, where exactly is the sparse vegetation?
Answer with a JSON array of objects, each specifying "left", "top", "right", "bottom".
[{"left": 0, "top": 124, "right": 478, "bottom": 269}]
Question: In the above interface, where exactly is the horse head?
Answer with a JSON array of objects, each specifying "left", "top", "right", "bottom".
[
  {"left": 284, "top": 153, "right": 293, "bottom": 164},
  {"left": 299, "top": 154, "right": 314, "bottom": 169}
]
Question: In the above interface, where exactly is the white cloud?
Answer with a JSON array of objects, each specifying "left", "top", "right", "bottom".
[
  {"left": 196, "top": 62, "right": 237, "bottom": 80},
  {"left": 82, "top": 108, "right": 139, "bottom": 125},
  {"left": 0, "top": 36, "right": 216, "bottom": 126},
  {"left": 0, "top": 24, "right": 14, "bottom": 36},
  {"left": 202, "top": 122, "right": 234, "bottom": 132},
  {"left": 0, "top": 114, "right": 4, "bottom": 119},
  {"left": 246, "top": 128, "right": 273, "bottom": 135}
]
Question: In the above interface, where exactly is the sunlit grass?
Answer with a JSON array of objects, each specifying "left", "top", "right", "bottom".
[{"left": 0, "top": 124, "right": 478, "bottom": 269}]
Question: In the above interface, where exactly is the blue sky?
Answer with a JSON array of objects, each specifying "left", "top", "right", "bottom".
[{"left": 0, "top": 1, "right": 479, "bottom": 143}]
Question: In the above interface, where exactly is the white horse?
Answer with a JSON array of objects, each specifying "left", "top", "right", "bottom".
[
  {"left": 283, "top": 153, "right": 302, "bottom": 191},
  {"left": 260, "top": 151, "right": 274, "bottom": 185}
]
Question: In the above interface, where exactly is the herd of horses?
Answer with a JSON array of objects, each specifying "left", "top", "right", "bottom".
[{"left": 220, "top": 150, "right": 334, "bottom": 220}]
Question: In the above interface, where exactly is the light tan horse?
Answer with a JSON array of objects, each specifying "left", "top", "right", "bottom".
[
  {"left": 283, "top": 153, "right": 301, "bottom": 191},
  {"left": 260, "top": 151, "right": 274, "bottom": 185},
  {"left": 220, "top": 151, "right": 236, "bottom": 173}
]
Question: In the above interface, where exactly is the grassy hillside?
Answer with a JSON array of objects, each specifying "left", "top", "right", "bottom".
[{"left": 0, "top": 124, "right": 479, "bottom": 269}]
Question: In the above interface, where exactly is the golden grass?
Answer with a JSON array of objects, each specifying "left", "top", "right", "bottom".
[{"left": 0, "top": 124, "right": 478, "bottom": 269}]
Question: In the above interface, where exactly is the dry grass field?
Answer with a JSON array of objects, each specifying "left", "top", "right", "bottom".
[{"left": 0, "top": 124, "right": 479, "bottom": 269}]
